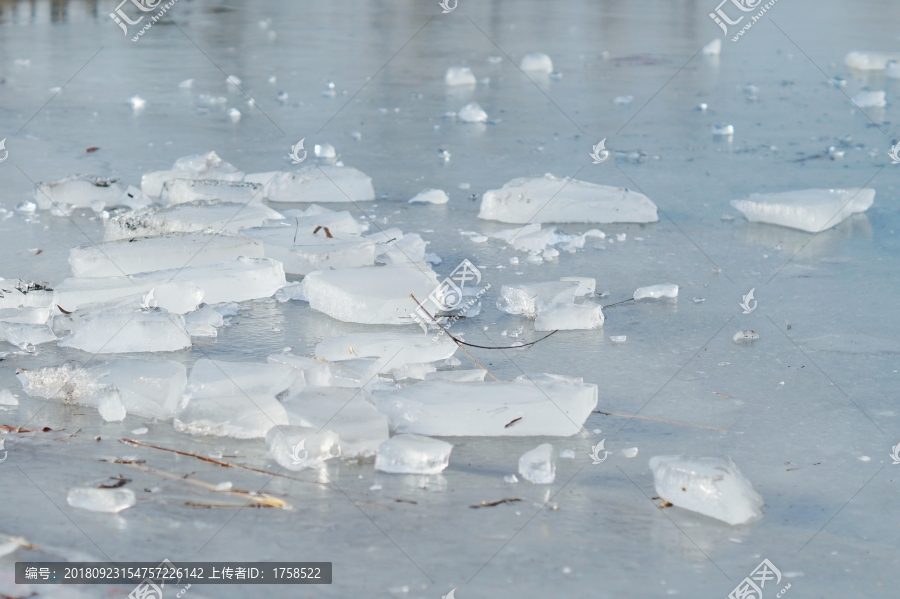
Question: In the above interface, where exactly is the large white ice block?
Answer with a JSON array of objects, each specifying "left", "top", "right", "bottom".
[
  {"left": 281, "top": 386, "right": 389, "bottom": 458},
  {"left": 160, "top": 179, "right": 263, "bottom": 206},
  {"left": 240, "top": 226, "right": 375, "bottom": 275},
  {"left": 253, "top": 166, "right": 375, "bottom": 203},
  {"left": 299, "top": 264, "right": 440, "bottom": 325},
  {"left": 374, "top": 375, "right": 597, "bottom": 436},
  {"left": 265, "top": 426, "right": 341, "bottom": 471},
  {"left": 188, "top": 359, "right": 302, "bottom": 399},
  {"left": 375, "top": 434, "right": 453, "bottom": 474},
  {"left": 174, "top": 394, "right": 289, "bottom": 439},
  {"left": 33, "top": 175, "right": 124, "bottom": 210},
  {"left": 58, "top": 308, "right": 191, "bottom": 354},
  {"left": 479, "top": 174, "right": 658, "bottom": 224},
  {"left": 268, "top": 354, "right": 380, "bottom": 388},
  {"left": 104, "top": 200, "right": 284, "bottom": 241},
  {"left": 54, "top": 257, "right": 285, "bottom": 311},
  {"left": 648, "top": 455, "right": 764, "bottom": 525},
  {"left": 730, "top": 188, "right": 875, "bottom": 233},
  {"left": 315, "top": 332, "right": 458, "bottom": 371},
  {"left": 69, "top": 233, "right": 265, "bottom": 278},
  {"left": 142, "top": 151, "right": 243, "bottom": 197}
]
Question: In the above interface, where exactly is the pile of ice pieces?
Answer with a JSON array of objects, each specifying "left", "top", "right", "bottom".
[
  {"left": 648, "top": 455, "right": 764, "bottom": 525},
  {"left": 496, "top": 277, "right": 603, "bottom": 330},
  {"left": 479, "top": 174, "right": 658, "bottom": 224},
  {"left": 730, "top": 188, "right": 875, "bottom": 233}
]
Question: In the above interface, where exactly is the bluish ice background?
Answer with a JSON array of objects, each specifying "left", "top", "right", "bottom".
[{"left": 1, "top": 1, "right": 899, "bottom": 597}]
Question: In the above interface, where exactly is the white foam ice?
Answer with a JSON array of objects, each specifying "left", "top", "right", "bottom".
[
  {"left": 57, "top": 308, "right": 192, "bottom": 354},
  {"left": 445, "top": 66, "right": 477, "bottom": 86},
  {"left": 299, "top": 263, "right": 440, "bottom": 325},
  {"left": 648, "top": 455, "right": 764, "bottom": 525},
  {"left": 518, "top": 443, "right": 555, "bottom": 484},
  {"left": 634, "top": 284, "right": 678, "bottom": 300},
  {"left": 315, "top": 332, "right": 458, "bottom": 371},
  {"left": 187, "top": 359, "right": 302, "bottom": 400},
  {"left": 265, "top": 426, "right": 341, "bottom": 471},
  {"left": 844, "top": 51, "right": 900, "bottom": 70},
  {"left": 373, "top": 375, "right": 597, "bottom": 436},
  {"left": 519, "top": 53, "right": 553, "bottom": 73},
  {"left": 534, "top": 302, "right": 604, "bottom": 331},
  {"left": 104, "top": 200, "right": 284, "bottom": 241},
  {"left": 69, "top": 233, "right": 265, "bottom": 278},
  {"left": 851, "top": 90, "right": 886, "bottom": 108},
  {"left": 174, "top": 393, "right": 289, "bottom": 439},
  {"left": 17, "top": 364, "right": 102, "bottom": 403},
  {"left": 409, "top": 189, "right": 449, "bottom": 204},
  {"left": 160, "top": 179, "right": 263, "bottom": 206},
  {"left": 248, "top": 166, "right": 375, "bottom": 203},
  {"left": 375, "top": 434, "right": 453, "bottom": 474},
  {"left": 66, "top": 487, "right": 136, "bottom": 513},
  {"left": 479, "top": 174, "right": 658, "bottom": 224},
  {"left": 32, "top": 175, "right": 124, "bottom": 211},
  {"left": 729, "top": 188, "right": 875, "bottom": 233},
  {"left": 141, "top": 151, "right": 244, "bottom": 198},
  {"left": 280, "top": 386, "right": 389, "bottom": 458},
  {"left": 458, "top": 102, "right": 488, "bottom": 123},
  {"left": 240, "top": 225, "right": 375, "bottom": 275}
]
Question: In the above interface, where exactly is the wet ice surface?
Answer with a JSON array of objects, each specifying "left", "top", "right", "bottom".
[{"left": 2, "top": 1, "right": 900, "bottom": 598}]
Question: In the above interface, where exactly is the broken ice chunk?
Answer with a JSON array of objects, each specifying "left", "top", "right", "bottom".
[
  {"left": 519, "top": 53, "right": 553, "bottom": 73},
  {"left": 558, "top": 277, "right": 595, "bottom": 296},
  {"left": 458, "top": 102, "right": 488, "bottom": 123},
  {"left": 425, "top": 369, "right": 487, "bottom": 382},
  {"left": 0, "top": 280, "right": 54, "bottom": 311},
  {"left": 188, "top": 359, "right": 302, "bottom": 400},
  {"left": 534, "top": 302, "right": 604, "bottom": 331},
  {"left": 33, "top": 175, "right": 124, "bottom": 211},
  {"left": 58, "top": 309, "right": 191, "bottom": 354},
  {"left": 141, "top": 151, "right": 244, "bottom": 198},
  {"left": 0, "top": 389, "right": 19, "bottom": 406},
  {"left": 851, "top": 90, "right": 886, "bottom": 108},
  {"left": 97, "top": 388, "right": 126, "bottom": 422},
  {"left": 265, "top": 209, "right": 366, "bottom": 235},
  {"left": 160, "top": 179, "right": 263, "bottom": 206},
  {"left": 53, "top": 279, "right": 203, "bottom": 315},
  {"left": 104, "top": 200, "right": 284, "bottom": 241},
  {"left": 496, "top": 280, "right": 582, "bottom": 318},
  {"left": 391, "top": 363, "right": 437, "bottom": 380},
  {"left": 256, "top": 166, "right": 375, "bottom": 203},
  {"left": 479, "top": 174, "right": 658, "bottom": 224},
  {"left": 702, "top": 38, "right": 721, "bottom": 56},
  {"left": 69, "top": 233, "right": 265, "bottom": 278},
  {"left": 0, "top": 322, "right": 57, "bottom": 346},
  {"left": 92, "top": 359, "right": 187, "bottom": 419},
  {"left": 374, "top": 234, "right": 428, "bottom": 266},
  {"left": 315, "top": 332, "right": 457, "bottom": 372},
  {"left": 265, "top": 426, "right": 341, "bottom": 471},
  {"left": 518, "top": 443, "right": 555, "bottom": 484},
  {"left": 732, "top": 330, "right": 759, "bottom": 343},
  {"left": 730, "top": 188, "right": 874, "bottom": 233},
  {"left": 67, "top": 487, "right": 136, "bottom": 513},
  {"left": 712, "top": 124, "right": 734, "bottom": 136},
  {"left": 241, "top": 226, "right": 375, "bottom": 275},
  {"left": 270, "top": 354, "right": 379, "bottom": 388},
  {"left": 844, "top": 51, "right": 900, "bottom": 70},
  {"left": 648, "top": 455, "right": 764, "bottom": 525},
  {"left": 299, "top": 263, "right": 440, "bottom": 325},
  {"left": 621, "top": 447, "right": 639, "bottom": 458},
  {"left": 445, "top": 66, "right": 477, "bottom": 86},
  {"left": 409, "top": 189, "right": 449, "bottom": 204},
  {"left": 184, "top": 305, "right": 224, "bottom": 335},
  {"left": 375, "top": 434, "right": 452, "bottom": 474},
  {"left": 373, "top": 376, "right": 597, "bottom": 436},
  {"left": 281, "top": 386, "right": 389, "bottom": 457},
  {"left": 634, "top": 284, "right": 678, "bottom": 300},
  {"left": 174, "top": 394, "right": 289, "bottom": 439}
]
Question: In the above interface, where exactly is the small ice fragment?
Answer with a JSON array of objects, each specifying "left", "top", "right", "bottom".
[
  {"left": 314, "top": 143, "right": 336, "bottom": 158},
  {"left": 375, "top": 434, "right": 452, "bottom": 474},
  {"left": 730, "top": 188, "right": 874, "bottom": 233},
  {"left": 458, "top": 102, "right": 488, "bottom": 123},
  {"left": 227, "top": 108, "right": 241, "bottom": 122},
  {"left": 559, "top": 449, "right": 575, "bottom": 459},
  {"left": 844, "top": 51, "right": 900, "bottom": 70},
  {"left": 518, "top": 443, "right": 555, "bottom": 484},
  {"left": 852, "top": 90, "right": 886, "bottom": 108},
  {"left": 698, "top": 102, "right": 708, "bottom": 111},
  {"left": 534, "top": 302, "right": 604, "bottom": 331},
  {"left": 733, "top": 330, "right": 759, "bottom": 343},
  {"left": 509, "top": 257, "right": 519, "bottom": 265},
  {"left": 519, "top": 53, "right": 553, "bottom": 73},
  {"left": 409, "top": 189, "right": 449, "bottom": 204},
  {"left": 702, "top": 38, "right": 721, "bottom": 55},
  {"left": 616, "top": 233, "right": 626, "bottom": 241},
  {"left": 265, "top": 426, "right": 341, "bottom": 471},
  {"left": 178, "top": 78, "right": 193, "bottom": 89},
  {"left": 214, "top": 481, "right": 233, "bottom": 491},
  {"left": 33, "top": 175, "right": 125, "bottom": 210},
  {"left": 858, "top": 456, "right": 871, "bottom": 462},
  {"left": 609, "top": 335, "right": 626, "bottom": 343},
  {"left": 887, "top": 61, "right": 900, "bottom": 78},
  {"left": 0, "top": 389, "right": 18, "bottom": 406},
  {"left": 129, "top": 95, "right": 146, "bottom": 110},
  {"left": 16, "top": 201, "right": 36, "bottom": 213},
  {"left": 693, "top": 297, "right": 705, "bottom": 303},
  {"left": 504, "top": 474, "right": 519, "bottom": 483},
  {"left": 226, "top": 75, "right": 242, "bottom": 86},
  {"left": 648, "top": 455, "right": 764, "bottom": 525},
  {"left": 458, "top": 183, "right": 470, "bottom": 189},
  {"left": 613, "top": 95, "right": 633, "bottom": 105},
  {"left": 66, "top": 487, "right": 136, "bottom": 513},
  {"left": 634, "top": 284, "right": 678, "bottom": 300},
  {"left": 496, "top": 280, "right": 582, "bottom": 318},
  {"left": 445, "top": 66, "right": 476, "bottom": 86},
  {"left": 209, "top": 450, "right": 223, "bottom": 459},
  {"left": 277, "top": 91, "right": 289, "bottom": 102},
  {"left": 712, "top": 124, "right": 734, "bottom": 136},
  {"left": 131, "top": 427, "right": 149, "bottom": 435},
  {"left": 621, "top": 447, "right": 638, "bottom": 458},
  {"left": 97, "top": 389, "right": 126, "bottom": 422}
]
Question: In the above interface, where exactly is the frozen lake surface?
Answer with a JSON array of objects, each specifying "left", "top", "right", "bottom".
[{"left": 1, "top": 1, "right": 900, "bottom": 597}]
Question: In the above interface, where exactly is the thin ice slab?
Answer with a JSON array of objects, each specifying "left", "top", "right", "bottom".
[
  {"left": 142, "top": 151, "right": 244, "bottom": 198},
  {"left": 730, "top": 188, "right": 875, "bottom": 233},
  {"left": 58, "top": 309, "right": 191, "bottom": 354},
  {"left": 479, "top": 174, "right": 658, "bottom": 224},
  {"left": 160, "top": 179, "right": 263, "bottom": 205},
  {"left": 104, "top": 200, "right": 284, "bottom": 241},
  {"left": 240, "top": 226, "right": 375, "bottom": 275},
  {"left": 67, "top": 488, "right": 136, "bottom": 513},
  {"left": 250, "top": 166, "right": 375, "bottom": 203},
  {"left": 265, "top": 426, "right": 341, "bottom": 471},
  {"left": 634, "top": 284, "right": 678, "bottom": 300},
  {"left": 33, "top": 175, "right": 124, "bottom": 210},
  {"left": 315, "top": 332, "right": 458, "bottom": 371},
  {"left": 375, "top": 434, "right": 453, "bottom": 474},
  {"left": 174, "top": 394, "right": 289, "bottom": 439}
]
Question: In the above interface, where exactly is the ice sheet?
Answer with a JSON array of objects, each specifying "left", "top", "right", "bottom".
[{"left": 730, "top": 188, "right": 874, "bottom": 233}]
